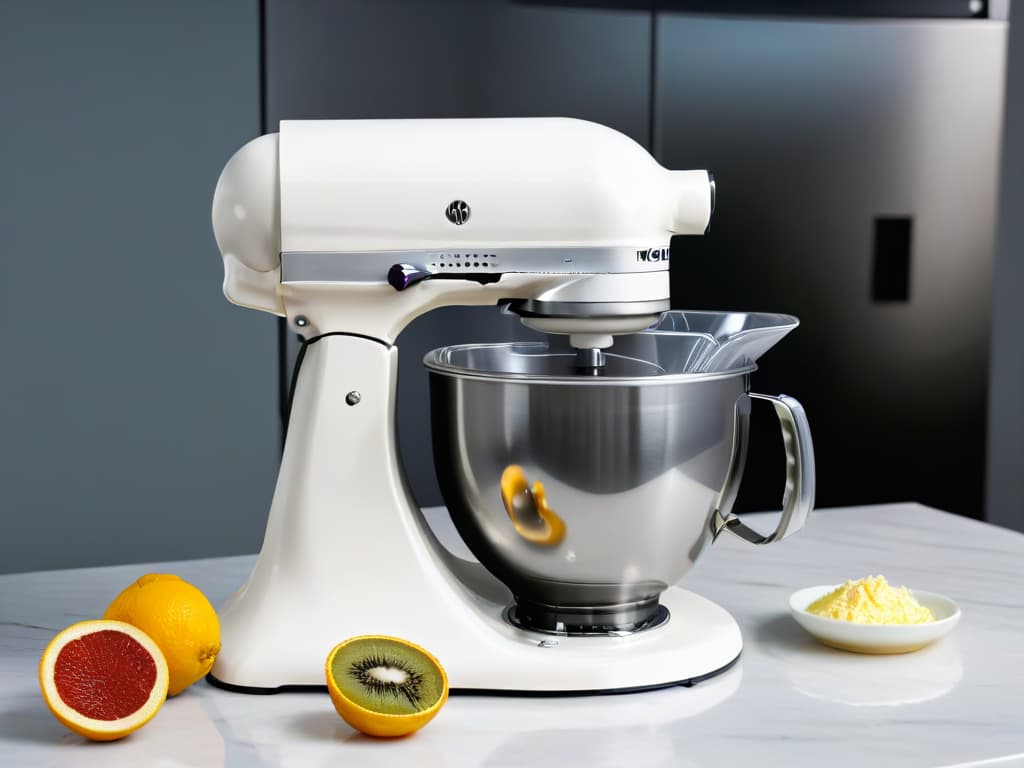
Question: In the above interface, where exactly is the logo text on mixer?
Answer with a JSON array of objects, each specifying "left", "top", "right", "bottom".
[{"left": 637, "top": 247, "right": 670, "bottom": 263}]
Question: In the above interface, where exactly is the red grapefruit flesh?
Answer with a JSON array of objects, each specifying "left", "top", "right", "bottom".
[{"left": 39, "top": 620, "right": 169, "bottom": 741}]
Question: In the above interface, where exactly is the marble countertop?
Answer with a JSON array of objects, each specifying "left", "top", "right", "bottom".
[{"left": 3, "top": 503, "right": 1023, "bottom": 767}]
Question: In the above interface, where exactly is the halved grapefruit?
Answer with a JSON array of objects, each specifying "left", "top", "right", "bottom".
[{"left": 39, "top": 620, "right": 169, "bottom": 741}]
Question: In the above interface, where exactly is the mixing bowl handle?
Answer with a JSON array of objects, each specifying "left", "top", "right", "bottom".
[{"left": 713, "top": 393, "right": 815, "bottom": 545}]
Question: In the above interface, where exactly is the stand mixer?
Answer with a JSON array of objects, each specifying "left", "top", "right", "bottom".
[{"left": 209, "top": 118, "right": 814, "bottom": 694}]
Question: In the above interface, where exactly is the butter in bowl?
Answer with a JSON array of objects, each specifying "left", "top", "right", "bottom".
[{"left": 789, "top": 576, "right": 960, "bottom": 654}]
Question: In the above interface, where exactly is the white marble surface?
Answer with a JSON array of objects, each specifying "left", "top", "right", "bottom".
[{"left": 2, "top": 503, "right": 1023, "bottom": 767}]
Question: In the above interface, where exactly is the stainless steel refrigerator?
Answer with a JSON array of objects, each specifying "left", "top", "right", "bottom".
[{"left": 656, "top": 10, "right": 1007, "bottom": 517}]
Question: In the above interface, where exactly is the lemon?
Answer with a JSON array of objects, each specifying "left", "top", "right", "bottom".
[{"left": 103, "top": 574, "right": 221, "bottom": 695}]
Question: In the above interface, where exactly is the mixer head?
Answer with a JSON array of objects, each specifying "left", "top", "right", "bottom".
[{"left": 211, "top": 118, "right": 714, "bottom": 346}]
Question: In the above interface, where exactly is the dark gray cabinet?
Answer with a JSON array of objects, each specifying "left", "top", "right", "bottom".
[
  {"left": 656, "top": 15, "right": 1006, "bottom": 517},
  {"left": 989, "top": 4, "right": 1024, "bottom": 531}
]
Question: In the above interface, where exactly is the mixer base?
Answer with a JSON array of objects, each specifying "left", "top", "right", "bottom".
[{"left": 211, "top": 582, "right": 743, "bottom": 695}]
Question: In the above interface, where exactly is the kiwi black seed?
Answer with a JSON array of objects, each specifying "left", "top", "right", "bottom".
[{"left": 329, "top": 637, "right": 445, "bottom": 716}]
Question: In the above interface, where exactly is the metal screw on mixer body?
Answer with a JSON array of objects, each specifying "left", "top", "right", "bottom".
[
  {"left": 294, "top": 315, "right": 310, "bottom": 328},
  {"left": 345, "top": 391, "right": 361, "bottom": 406}
]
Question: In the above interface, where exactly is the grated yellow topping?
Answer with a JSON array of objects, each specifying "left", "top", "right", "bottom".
[{"left": 807, "top": 575, "right": 934, "bottom": 624}]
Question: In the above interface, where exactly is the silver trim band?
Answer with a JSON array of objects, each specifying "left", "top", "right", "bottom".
[{"left": 279, "top": 245, "right": 671, "bottom": 284}]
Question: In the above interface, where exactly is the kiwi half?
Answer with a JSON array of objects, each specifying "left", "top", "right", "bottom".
[{"left": 325, "top": 635, "right": 448, "bottom": 737}]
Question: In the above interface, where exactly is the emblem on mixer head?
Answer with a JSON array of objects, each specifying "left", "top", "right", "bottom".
[{"left": 445, "top": 200, "right": 471, "bottom": 225}]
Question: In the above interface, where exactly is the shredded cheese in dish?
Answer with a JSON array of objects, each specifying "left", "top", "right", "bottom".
[{"left": 807, "top": 575, "right": 935, "bottom": 624}]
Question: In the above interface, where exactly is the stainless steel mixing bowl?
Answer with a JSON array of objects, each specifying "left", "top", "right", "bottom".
[{"left": 424, "top": 323, "right": 814, "bottom": 634}]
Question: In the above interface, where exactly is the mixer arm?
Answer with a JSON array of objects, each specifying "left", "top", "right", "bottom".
[
  {"left": 712, "top": 393, "right": 816, "bottom": 545},
  {"left": 275, "top": 273, "right": 559, "bottom": 342}
]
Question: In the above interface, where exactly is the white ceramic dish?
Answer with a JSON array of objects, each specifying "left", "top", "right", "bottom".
[{"left": 789, "top": 584, "right": 961, "bottom": 654}]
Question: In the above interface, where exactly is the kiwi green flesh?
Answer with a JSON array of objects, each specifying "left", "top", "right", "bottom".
[{"left": 331, "top": 638, "right": 444, "bottom": 716}]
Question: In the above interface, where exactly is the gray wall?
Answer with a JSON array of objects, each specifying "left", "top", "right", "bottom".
[
  {"left": 0, "top": 1, "right": 279, "bottom": 573},
  {"left": 987, "top": 2, "right": 1024, "bottom": 531}
]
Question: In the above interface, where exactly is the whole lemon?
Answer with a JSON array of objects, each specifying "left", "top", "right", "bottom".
[{"left": 104, "top": 574, "right": 221, "bottom": 696}]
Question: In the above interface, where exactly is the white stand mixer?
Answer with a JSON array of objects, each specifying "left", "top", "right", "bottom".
[{"left": 209, "top": 118, "right": 749, "bottom": 693}]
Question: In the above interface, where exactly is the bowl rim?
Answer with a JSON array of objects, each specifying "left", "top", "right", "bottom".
[{"left": 423, "top": 341, "right": 757, "bottom": 385}]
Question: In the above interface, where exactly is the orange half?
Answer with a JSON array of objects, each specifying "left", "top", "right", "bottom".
[{"left": 39, "top": 620, "right": 169, "bottom": 741}]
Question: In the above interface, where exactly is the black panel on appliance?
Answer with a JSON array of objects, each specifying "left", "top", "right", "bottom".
[{"left": 872, "top": 217, "right": 913, "bottom": 303}]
